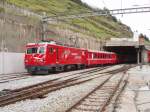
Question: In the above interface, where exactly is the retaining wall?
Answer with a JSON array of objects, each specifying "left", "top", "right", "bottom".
[{"left": 0, "top": 52, "right": 26, "bottom": 74}]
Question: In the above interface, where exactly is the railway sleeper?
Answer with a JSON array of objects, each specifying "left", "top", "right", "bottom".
[
  {"left": 0, "top": 89, "right": 12, "bottom": 96},
  {"left": 75, "top": 106, "right": 100, "bottom": 111},
  {"left": 31, "top": 94, "right": 47, "bottom": 99}
]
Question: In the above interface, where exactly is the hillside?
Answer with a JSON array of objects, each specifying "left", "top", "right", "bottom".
[
  {"left": 0, "top": 0, "right": 133, "bottom": 52},
  {"left": 5, "top": 0, "right": 132, "bottom": 38}
]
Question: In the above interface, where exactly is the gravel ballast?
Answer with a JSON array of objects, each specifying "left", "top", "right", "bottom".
[
  {"left": 0, "top": 73, "right": 110, "bottom": 112},
  {"left": 0, "top": 65, "right": 122, "bottom": 91},
  {"left": 0, "top": 65, "right": 123, "bottom": 112}
]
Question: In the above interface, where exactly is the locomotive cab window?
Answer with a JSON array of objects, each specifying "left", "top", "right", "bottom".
[
  {"left": 38, "top": 47, "right": 45, "bottom": 54},
  {"left": 27, "top": 47, "right": 37, "bottom": 54}
]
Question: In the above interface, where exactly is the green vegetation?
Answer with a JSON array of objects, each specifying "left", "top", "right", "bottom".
[
  {"left": 0, "top": 7, "right": 5, "bottom": 13},
  {"left": 5, "top": 0, "right": 133, "bottom": 39},
  {"left": 6, "top": 0, "right": 90, "bottom": 15}
]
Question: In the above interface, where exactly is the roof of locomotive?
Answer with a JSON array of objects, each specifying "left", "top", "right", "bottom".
[{"left": 26, "top": 41, "right": 86, "bottom": 50}]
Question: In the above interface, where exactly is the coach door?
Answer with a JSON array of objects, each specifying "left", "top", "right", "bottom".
[
  {"left": 48, "top": 47, "right": 58, "bottom": 64},
  {"left": 55, "top": 48, "right": 59, "bottom": 63}
]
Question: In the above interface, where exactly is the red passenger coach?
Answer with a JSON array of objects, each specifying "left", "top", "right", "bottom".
[
  {"left": 147, "top": 50, "right": 150, "bottom": 63},
  {"left": 24, "top": 41, "right": 118, "bottom": 74},
  {"left": 87, "top": 50, "right": 117, "bottom": 66}
]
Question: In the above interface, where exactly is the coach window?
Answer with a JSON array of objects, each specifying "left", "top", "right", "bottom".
[
  {"left": 107, "top": 54, "right": 108, "bottom": 58},
  {"left": 109, "top": 55, "right": 111, "bottom": 59},
  {"left": 100, "top": 54, "right": 102, "bottom": 59},
  {"left": 49, "top": 48, "right": 54, "bottom": 53},
  {"left": 101, "top": 54, "right": 103, "bottom": 58},
  {"left": 94, "top": 54, "right": 96, "bottom": 58},
  {"left": 104, "top": 54, "right": 106, "bottom": 59}
]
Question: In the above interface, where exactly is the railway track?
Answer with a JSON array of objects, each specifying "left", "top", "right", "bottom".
[
  {"left": 0, "top": 66, "right": 109, "bottom": 84},
  {"left": 0, "top": 65, "right": 131, "bottom": 107},
  {"left": 65, "top": 68, "right": 129, "bottom": 112},
  {"left": 0, "top": 73, "right": 31, "bottom": 83},
  {"left": 0, "top": 64, "right": 131, "bottom": 84}
]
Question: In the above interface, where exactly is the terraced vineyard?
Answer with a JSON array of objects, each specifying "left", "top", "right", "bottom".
[{"left": 4, "top": 0, "right": 132, "bottom": 39}]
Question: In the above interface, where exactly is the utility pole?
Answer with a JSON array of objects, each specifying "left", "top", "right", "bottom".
[
  {"left": 1, "top": 39, "right": 5, "bottom": 74},
  {"left": 41, "top": 12, "right": 47, "bottom": 41},
  {"left": 139, "top": 34, "right": 145, "bottom": 69}
]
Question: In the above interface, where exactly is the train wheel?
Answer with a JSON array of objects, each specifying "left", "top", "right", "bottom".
[
  {"left": 55, "top": 66, "right": 64, "bottom": 72},
  {"left": 31, "top": 71, "right": 37, "bottom": 75},
  {"left": 64, "top": 65, "right": 68, "bottom": 71},
  {"left": 64, "top": 65, "right": 72, "bottom": 71},
  {"left": 77, "top": 64, "right": 82, "bottom": 70},
  {"left": 74, "top": 65, "right": 77, "bottom": 70},
  {"left": 51, "top": 67, "right": 57, "bottom": 73},
  {"left": 81, "top": 64, "right": 86, "bottom": 69},
  {"left": 72, "top": 65, "right": 77, "bottom": 70}
]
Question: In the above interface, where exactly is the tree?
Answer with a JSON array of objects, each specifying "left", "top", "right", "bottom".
[
  {"left": 138, "top": 33, "right": 149, "bottom": 42},
  {"left": 144, "top": 35, "right": 149, "bottom": 41}
]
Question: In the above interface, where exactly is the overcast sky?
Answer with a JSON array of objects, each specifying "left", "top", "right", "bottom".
[{"left": 81, "top": 0, "right": 150, "bottom": 39}]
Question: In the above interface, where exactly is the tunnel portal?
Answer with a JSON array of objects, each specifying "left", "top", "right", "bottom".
[
  {"left": 104, "top": 39, "right": 146, "bottom": 64},
  {"left": 104, "top": 46, "right": 140, "bottom": 63}
]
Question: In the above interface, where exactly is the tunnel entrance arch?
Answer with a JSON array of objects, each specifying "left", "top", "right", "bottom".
[{"left": 104, "top": 40, "right": 145, "bottom": 64}]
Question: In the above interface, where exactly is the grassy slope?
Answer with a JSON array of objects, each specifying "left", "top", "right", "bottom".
[{"left": 6, "top": 0, "right": 133, "bottom": 39}]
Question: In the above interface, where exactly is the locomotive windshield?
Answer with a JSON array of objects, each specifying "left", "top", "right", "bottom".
[
  {"left": 27, "top": 47, "right": 38, "bottom": 54},
  {"left": 26, "top": 47, "right": 45, "bottom": 54}
]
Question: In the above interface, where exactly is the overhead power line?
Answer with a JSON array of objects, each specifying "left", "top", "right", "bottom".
[
  {"left": 43, "top": 7, "right": 150, "bottom": 22},
  {"left": 41, "top": 6, "right": 150, "bottom": 40}
]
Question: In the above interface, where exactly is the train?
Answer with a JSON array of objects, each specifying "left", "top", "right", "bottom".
[{"left": 24, "top": 40, "right": 118, "bottom": 74}]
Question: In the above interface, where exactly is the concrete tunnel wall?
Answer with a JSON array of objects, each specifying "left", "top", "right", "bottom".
[
  {"left": 0, "top": 52, "right": 26, "bottom": 74},
  {"left": 104, "top": 45, "right": 150, "bottom": 64}
]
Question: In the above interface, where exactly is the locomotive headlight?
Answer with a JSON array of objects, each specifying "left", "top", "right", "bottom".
[
  {"left": 42, "top": 58, "right": 46, "bottom": 62},
  {"left": 39, "top": 58, "right": 45, "bottom": 62},
  {"left": 25, "top": 59, "right": 28, "bottom": 63}
]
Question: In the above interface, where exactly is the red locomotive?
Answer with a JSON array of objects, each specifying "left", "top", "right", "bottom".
[{"left": 24, "top": 40, "right": 118, "bottom": 74}]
